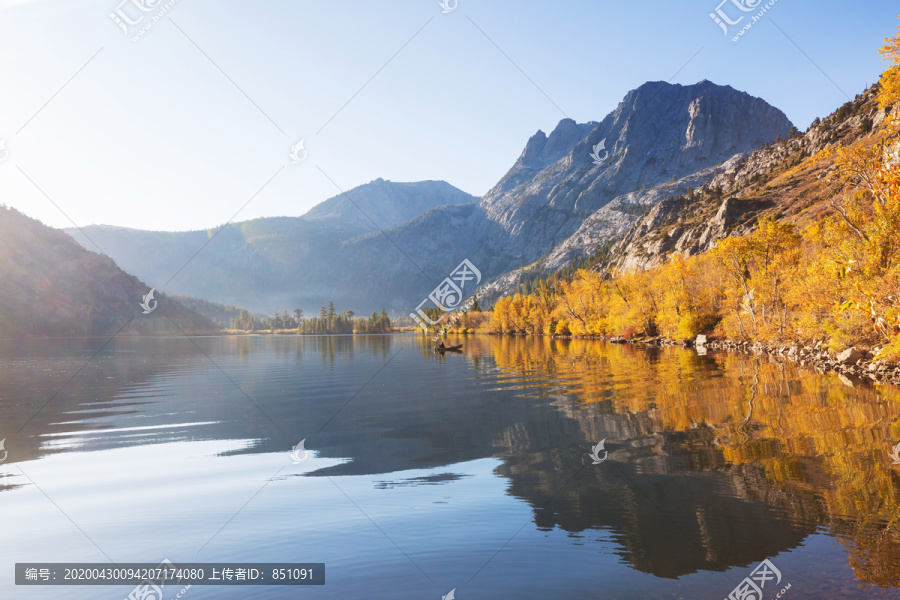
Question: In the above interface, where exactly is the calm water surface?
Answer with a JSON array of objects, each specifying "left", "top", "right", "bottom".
[{"left": 1, "top": 334, "right": 899, "bottom": 599}]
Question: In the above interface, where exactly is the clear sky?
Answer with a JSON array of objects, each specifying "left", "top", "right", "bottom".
[{"left": 0, "top": 0, "right": 897, "bottom": 232}]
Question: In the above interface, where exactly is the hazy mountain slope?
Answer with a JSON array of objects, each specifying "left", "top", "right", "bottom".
[
  {"left": 0, "top": 206, "right": 215, "bottom": 338},
  {"left": 171, "top": 295, "right": 256, "bottom": 328},
  {"left": 70, "top": 217, "right": 362, "bottom": 312},
  {"left": 328, "top": 202, "right": 478, "bottom": 313},
  {"left": 67, "top": 180, "right": 477, "bottom": 314}
]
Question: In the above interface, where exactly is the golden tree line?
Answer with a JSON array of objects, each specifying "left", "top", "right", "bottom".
[{"left": 482, "top": 21, "right": 900, "bottom": 359}]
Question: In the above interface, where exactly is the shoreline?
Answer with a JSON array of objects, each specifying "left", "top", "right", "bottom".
[
  {"left": 510, "top": 332, "right": 900, "bottom": 387},
  {"left": 9, "top": 327, "right": 900, "bottom": 386}
]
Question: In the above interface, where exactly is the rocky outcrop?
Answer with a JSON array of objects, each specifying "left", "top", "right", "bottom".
[
  {"left": 519, "top": 118, "right": 594, "bottom": 168},
  {"left": 611, "top": 193, "right": 778, "bottom": 272}
]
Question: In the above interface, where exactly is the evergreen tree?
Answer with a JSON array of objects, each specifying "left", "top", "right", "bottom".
[{"left": 327, "top": 301, "right": 336, "bottom": 333}]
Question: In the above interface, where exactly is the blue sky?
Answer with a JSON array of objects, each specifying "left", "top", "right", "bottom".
[{"left": 0, "top": 0, "right": 896, "bottom": 231}]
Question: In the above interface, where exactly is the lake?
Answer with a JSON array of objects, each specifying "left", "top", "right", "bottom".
[{"left": 1, "top": 334, "right": 899, "bottom": 599}]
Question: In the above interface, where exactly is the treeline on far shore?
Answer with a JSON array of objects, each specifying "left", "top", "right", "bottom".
[{"left": 229, "top": 302, "right": 392, "bottom": 334}]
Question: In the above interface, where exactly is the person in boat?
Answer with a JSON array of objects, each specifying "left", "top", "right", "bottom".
[{"left": 437, "top": 342, "right": 445, "bottom": 350}]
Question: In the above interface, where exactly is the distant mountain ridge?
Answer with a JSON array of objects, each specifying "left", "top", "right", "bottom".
[
  {"left": 65, "top": 80, "right": 794, "bottom": 316},
  {"left": 303, "top": 178, "right": 475, "bottom": 231},
  {"left": 67, "top": 179, "right": 478, "bottom": 314}
]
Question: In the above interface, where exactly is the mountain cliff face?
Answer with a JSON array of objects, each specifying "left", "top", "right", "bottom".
[
  {"left": 0, "top": 206, "right": 214, "bottom": 338},
  {"left": 465, "top": 80, "right": 794, "bottom": 276},
  {"left": 609, "top": 85, "right": 886, "bottom": 273}
]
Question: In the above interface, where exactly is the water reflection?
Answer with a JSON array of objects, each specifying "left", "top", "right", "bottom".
[
  {"left": 0, "top": 334, "right": 898, "bottom": 590},
  {"left": 464, "top": 336, "right": 900, "bottom": 588}
]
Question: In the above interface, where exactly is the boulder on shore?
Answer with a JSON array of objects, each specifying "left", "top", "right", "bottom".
[
  {"left": 837, "top": 348, "right": 864, "bottom": 365},
  {"left": 695, "top": 334, "right": 708, "bottom": 347}
]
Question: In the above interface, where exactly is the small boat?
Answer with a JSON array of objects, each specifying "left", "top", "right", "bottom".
[{"left": 434, "top": 343, "right": 463, "bottom": 352}]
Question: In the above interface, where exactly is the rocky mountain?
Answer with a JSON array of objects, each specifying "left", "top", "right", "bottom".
[
  {"left": 65, "top": 81, "right": 794, "bottom": 316},
  {"left": 0, "top": 206, "right": 215, "bottom": 338},
  {"left": 336, "top": 80, "right": 794, "bottom": 310},
  {"left": 464, "top": 80, "right": 794, "bottom": 277},
  {"left": 608, "top": 84, "right": 887, "bottom": 273}
]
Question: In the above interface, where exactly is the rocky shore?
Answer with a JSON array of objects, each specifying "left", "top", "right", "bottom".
[{"left": 604, "top": 335, "right": 900, "bottom": 387}]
